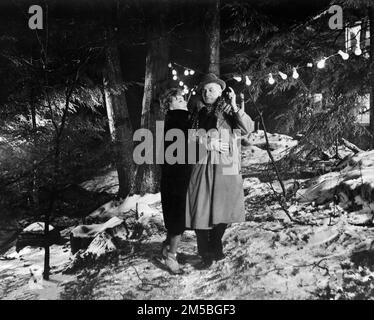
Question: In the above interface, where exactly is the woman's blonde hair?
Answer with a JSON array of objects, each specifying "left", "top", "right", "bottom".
[{"left": 159, "top": 88, "right": 184, "bottom": 114}]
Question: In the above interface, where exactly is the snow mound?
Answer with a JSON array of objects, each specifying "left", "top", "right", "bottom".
[
  {"left": 88, "top": 193, "right": 161, "bottom": 222},
  {"left": 120, "top": 193, "right": 161, "bottom": 213},
  {"left": 23, "top": 223, "right": 54, "bottom": 233},
  {"left": 70, "top": 217, "right": 125, "bottom": 254},
  {"left": 297, "top": 150, "right": 374, "bottom": 213},
  {"left": 242, "top": 131, "right": 298, "bottom": 165}
]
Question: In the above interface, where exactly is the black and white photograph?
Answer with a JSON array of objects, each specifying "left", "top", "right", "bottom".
[{"left": 1, "top": 0, "right": 374, "bottom": 304}]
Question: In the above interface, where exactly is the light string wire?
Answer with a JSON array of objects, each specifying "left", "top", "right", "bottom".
[{"left": 168, "top": 23, "right": 370, "bottom": 91}]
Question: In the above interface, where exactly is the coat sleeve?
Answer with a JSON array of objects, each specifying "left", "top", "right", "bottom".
[{"left": 233, "top": 108, "right": 255, "bottom": 136}]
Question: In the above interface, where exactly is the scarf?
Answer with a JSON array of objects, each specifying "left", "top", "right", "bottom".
[{"left": 191, "top": 97, "right": 239, "bottom": 130}]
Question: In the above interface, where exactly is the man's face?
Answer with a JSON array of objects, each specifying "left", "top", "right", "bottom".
[
  {"left": 202, "top": 83, "right": 222, "bottom": 104},
  {"left": 169, "top": 94, "right": 187, "bottom": 110}
]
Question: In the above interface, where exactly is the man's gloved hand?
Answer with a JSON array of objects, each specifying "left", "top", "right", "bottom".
[
  {"left": 208, "top": 138, "right": 229, "bottom": 154},
  {"left": 222, "top": 87, "right": 239, "bottom": 114}
]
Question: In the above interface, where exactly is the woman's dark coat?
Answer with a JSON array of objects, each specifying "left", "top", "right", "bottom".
[{"left": 160, "top": 109, "right": 192, "bottom": 235}]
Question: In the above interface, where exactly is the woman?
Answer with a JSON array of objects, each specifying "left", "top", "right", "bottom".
[
  {"left": 186, "top": 73, "right": 254, "bottom": 268},
  {"left": 159, "top": 88, "right": 192, "bottom": 274}
]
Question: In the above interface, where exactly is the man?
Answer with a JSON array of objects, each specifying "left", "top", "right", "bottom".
[{"left": 185, "top": 73, "right": 254, "bottom": 268}]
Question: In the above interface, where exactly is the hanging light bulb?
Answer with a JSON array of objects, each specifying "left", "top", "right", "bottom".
[
  {"left": 172, "top": 75, "right": 178, "bottom": 81},
  {"left": 192, "top": 91, "right": 196, "bottom": 95},
  {"left": 172, "top": 69, "right": 177, "bottom": 75},
  {"left": 307, "top": 62, "right": 313, "bottom": 68},
  {"left": 189, "top": 70, "right": 195, "bottom": 75},
  {"left": 354, "top": 46, "right": 362, "bottom": 56},
  {"left": 245, "top": 75, "right": 251, "bottom": 86},
  {"left": 338, "top": 50, "right": 349, "bottom": 60},
  {"left": 168, "top": 63, "right": 172, "bottom": 68},
  {"left": 292, "top": 67, "right": 299, "bottom": 79},
  {"left": 317, "top": 58, "right": 326, "bottom": 69},
  {"left": 184, "top": 70, "right": 189, "bottom": 76},
  {"left": 179, "top": 81, "right": 184, "bottom": 86},
  {"left": 268, "top": 73, "right": 275, "bottom": 85},
  {"left": 233, "top": 76, "right": 242, "bottom": 82},
  {"left": 279, "top": 71, "right": 288, "bottom": 80}
]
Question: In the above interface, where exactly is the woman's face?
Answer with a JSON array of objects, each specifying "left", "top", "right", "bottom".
[
  {"left": 169, "top": 94, "right": 187, "bottom": 110},
  {"left": 202, "top": 83, "right": 222, "bottom": 104}
]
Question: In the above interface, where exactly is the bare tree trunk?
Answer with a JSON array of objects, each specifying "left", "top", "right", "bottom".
[
  {"left": 103, "top": 28, "right": 135, "bottom": 198},
  {"left": 369, "top": 7, "right": 374, "bottom": 141},
  {"left": 205, "top": 0, "right": 220, "bottom": 75},
  {"left": 43, "top": 221, "right": 50, "bottom": 279},
  {"left": 42, "top": 55, "right": 87, "bottom": 279},
  {"left": 133, "top": 1, "right": 170, "bottom": 195}
]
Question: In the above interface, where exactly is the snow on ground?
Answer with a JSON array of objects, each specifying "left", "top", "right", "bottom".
[
  {"left": 45, "top": 176, "right": 374, "bottom": 300},
  {"left": 88, "top": 193, "right": 163, "bottom": 230},
  {"left": 242, "top": 131, "right": 298, "bottom": 166},
  {"left": 0, "top": 244, "right": 74, "bottom": 300},
  {"left": 297, "top": 150, "right": 374, "bottom": 223},
  {"left": 3, "top": 131, "right": 374, "bottom": 300}
]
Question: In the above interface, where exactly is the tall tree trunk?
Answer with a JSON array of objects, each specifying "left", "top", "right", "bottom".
[
  {"left": 369, "top": 7, "right": 374, "bottom": 140},
  {"left": 133, "top": 1, "right": 170, "bottom": 195},
  {"left": 103, "top": 28, "right": 135, "bottom": 198},
  {"left": 205, "top": 0, "right": 220, "bottom": 75}
]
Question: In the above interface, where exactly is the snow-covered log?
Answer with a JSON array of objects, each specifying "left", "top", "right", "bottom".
[
  {"left": 16, "top": 222, "right": 61, "bottom": 252},
  {"left": 70, "top": 217, "right": 127, "bottom": 254},
  {"left": 297, "top": 150, "right": 374, "bottom": 212},
  {"left": 87, "top": 193, "right": 165, "bottom": 237},
  {"left": 85, "top": 232, "right": 117, "bottom": 257},
  {"left": 341, "top": 138, "right": 363, "bottom": 154}
]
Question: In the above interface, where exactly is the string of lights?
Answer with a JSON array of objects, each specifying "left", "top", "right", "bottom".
[
  {"left": 168, "top": 33, "right": 368, "bottom": 94},
  {"left": 168, "top": 62, "right": 198, "bottom": 96}
]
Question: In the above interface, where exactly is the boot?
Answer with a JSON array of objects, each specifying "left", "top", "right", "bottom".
[
  {"left": 210, "top": 224, "right": 227, "bottom": 261},
  {"left": 164, "top": 251, "right": 183, "bottom": 275},
  {"left": 161, "top": 238, "right": 170, "bottom": 259}
]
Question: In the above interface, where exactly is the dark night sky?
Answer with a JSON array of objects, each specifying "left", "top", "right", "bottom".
[{"left": 0, "top": 0, "right": 333, "bottom": 21}]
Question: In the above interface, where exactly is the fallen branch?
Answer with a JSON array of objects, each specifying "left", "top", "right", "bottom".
[
  {"left": 255, "top": 108, "right": 287, "bottom": 197},
  {"left": 255, "top": 254, "right": 345, "bottom": 277},
  {"left": 340, "top": 138, "right": 362, "bottom": 154}
]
